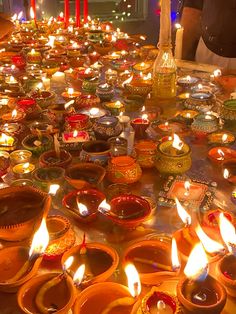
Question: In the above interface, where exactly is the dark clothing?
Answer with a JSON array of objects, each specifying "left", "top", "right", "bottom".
[{"left": 184, "top": 0, "right": 236, "bottom": 58}]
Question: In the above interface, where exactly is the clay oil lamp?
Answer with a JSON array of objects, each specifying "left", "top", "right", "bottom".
[
  {"left": 74, "top": 263, "right": 141, "bottom": 314},
  {"left": 26, "top": 48, "right": 42, "bottom": 64},
  {"left": 76, "top": 67, "right": 96, "bottom": 81},
  {"left": 39, "top": 148, "right": 72, "bottom": 168},
  {"left": 0, "top": 151, "right": 9, "bottom": 177},
  {"left": 28, "top": 89, "right": 56, "bottom": 109},
  {"left": 123, "top": 95, "right": 144, "bottom": 112},
  {"left": 191, "top": 114, "right": 219, "bottom": 138},
  {"left": 41, "top": 60, "right": 60, "bottom": 77},
  {"left": 208, "top": 131, "right": 235, "bottom": 146},
  {"left": 0, "top": 122, "right": 26, "bottom": 140},
  {"left": 67, "top": 42, "right": 82, "bottom": 57},
  {"left": 65, "top": 113, "right": 89, "bottom": 130},
  {"left": 93, "top": 41, "right": 113, "bottom": 56},
  {"left": 17, "top": 260, "right": 81, "bottom": 314},
  {"left": 208, "top": 147, "right": 236, "bottom": 164},
  {"left": 108, "top": 137, "right": 128, "bottom": 156},
  {"left": 79, "top": 107, "right": 107, "bottom": 122},
  {"left": 123, "top": 238, "right": 180, "bottom": 285},
  {"left": 0, "top": 218, "right": 49, "bottom": 293},
  {"left": 93, "top": 116, "right": 123, "bottom": 140},
  {"left": 16, "top": 98, "right": 40, "bottom": 119},
  {"left": 103, "top": 100, "right": 125, "bottom": 116},
  {"left": 177, "top": 75, "right": 200, "bottom": 90},
  {"left": 96, "top": 83, "right": 114, "bottom": 101},
  {"left": 222, "top": 160, "right": 236, "bottom": 184},
  {"left": 88, "top": 51, "right": 101, "bottom": 64},
  {"left": 216, "top": 213, "right": 236, "bottom": 297},
  {"left": 63, "top": 189, "right": 105, "bottom": 223},
  {"left": 221, "top": 99, "right": 236, "bottom": 122},
  {"left": 107, "top": 156, "right": 142, "bottom": 184},
  {"left": 33, "top": 167, "right": 65, "bottom": 191},
  {"left": 185, "top": 91, "right": 215, "bottom": 112},
  {"left": 111, "top": 59, "right": 134, "bottom": 72},
  {"left": 155, "top": 134, "right": 191, "bottom": 175},
  {"left": 80, "top": 140, "right": 111, "bottom": 165},
  {"left": 22, "top": 134, "right": 53, "bottom": 156},
  {"left": 10, "top": 149, "right": 32, "bottom": 165},
  {"left": 44, "top": 215, "right": 76, "bottom": 260},
  {"left": 75, "top": 93, "right": 100, "bottom": 109},
  {"left": 105, "top": 68, "right": 118, "bottom": 85},
  {"left": 175, "top": 109, "right": 198, "bottom": 125},
  {"left": 61, "top": 238, "right": 119, "bottom": 286},
  {"left": 5, "top": 75, "right": 18, "bottom": 86},
  {"left": 0, "top": 132, "right": 17, "bottom": 151},
  {"left": 101, "top": 194, "right": 150, "bottom": 228},
  {"left": 1, "top": 109, "right": 25, "bottom": 123},
  {"left": 133, "top": 61, "right": 152, "bottom": 74},
  {"left": 131, "top": 114, "right": 150, "bottom": 139},
  {"left": 135, "top": 140, "right": 157, "bottom": 168},
  {"left": 131, "top": 288, "right": 180, "bottom": 314},
  {"left": 12, "top": 162, "right": 35, "bottom": 179},
  {"left": 153, "top": 121, "right": 185, "bottom": 137},
  {"left": 62, "top": 130, "right": 90, "bottom": 147},
  {"left": 61, "top": 87, "right": 81, "bottom": 101},
  {"left": 82, "top": 76, "right": 99, "bottom": 94},
  {"left": 177, "top": 243, "right": 227, "bottom": 314},
  {"left": 125, "top": 74, "right": 153, "bottom": 97}
]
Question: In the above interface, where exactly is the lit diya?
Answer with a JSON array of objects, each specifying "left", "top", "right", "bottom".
[
  {"left": 63, "top": 189, "right": 105, "bottom": 222},
  {"left": 75, "top": 94, "right": 100, "bottom": 109},
  {"left": 101, "top": 195, "right": 151, "bottom": 229},
  {"left": 191, "top": 114, "right": 219, "bottom": 138},
  {"left": 155, "top": 134, "right": 191, "bottom": 175},
  {"left": 96, "top": 83, "right": 114, "bottom": 101},
  {"left": 29, "top": 89, "right": 56, "bottom": 109},
  {"left": 61, "top": 238, "right": 119, "bottom": 286},
  {"left": 0, "top": 218, "right": 49, "bottom": 292},
  {"left": 131, "top": 114, "right": 150, "bottom": 139},
  {"left": 12, "top": 162, "right": 35, "bottom": 179},
  {"left": 0, "top": 132, "right": 17, "bottom": 151},
  {"left": 153, "top": 121, "right": 185, "bottom": 136},
  {"left": 39, "top": 149, "right": 72, "bottom": 168},
  {"left": 207, "top": 131, "right": 235, "bottom": 146},
  {"left": 61, "top": 87, "right": 81, "bottom": 101},
  {"left": 208, "top": 147, "right": 236, "bottom": 164},
  {"left": 74, "top": 264, "right": 141, "bottom": 314},
  {"left": 1, "top": 109, "right": 25, "bottom": 123},
  {"left": 125, "top": 74, "right": 153, "bottom": 97},
  {"left": 62, "top": 130, "right": 90, "bottom": 144},
  {"left": 22, "top": 134, "right": 53, "bottom": 156},
  {"left": 177, "top": 75, "right": 200, "bottom": 90},
  {"left": 217, "top": 213, "right": 236, "bottom": 297},
  {"left": 177, "top": 243, "right": 226, "bottom": 314},
  {"left": 33, "top": 167, "right": 65, "bottom": 192},
  {"left": 222, "top": 159, "right": 236, "bottom": 184},
  {"left": 103, "top": 100, "right": 125, "bottom": 116},
  {"left": 10, "top": 149, "right": 32, "bottom": 165},
  {"left": 175, "top": 110, "right": 198, "bottom": 124},
  {"left": 123, "top": 238, "right": 180, "bottom": 285},
  {"left": 17, "top": 260, "right": 82, "bottom": 314}
]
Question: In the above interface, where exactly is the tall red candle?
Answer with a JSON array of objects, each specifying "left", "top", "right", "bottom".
[
  {"left": 76, "top": 0, "right": 81, "bottom": 27},
  {"left": 30, "top": 0, "right": 36, "bottom": 21},
  {"left": 64, "top": 0, "right": 70, "bottom": 28},
  {"left": 84, "top": 0, "right": 88, "bottom": 23}
]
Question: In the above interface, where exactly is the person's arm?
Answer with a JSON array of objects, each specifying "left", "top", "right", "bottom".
[{"left": 181, "top": 1, "right": 203, "bottom": 61}]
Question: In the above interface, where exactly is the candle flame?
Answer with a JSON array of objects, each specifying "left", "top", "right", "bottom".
[
  {"left": 195, "top": 225, "right": 225, "bottom": 254},
  {"left": 141, "top": 113, "right": 148, "bottom": 121},
  {"left": 30, "top": 7, "right": 35, "bottom": 20},
  {"left": 171, "top": 238, "right": 180, "bottom": 271},
  {"left": 90, "top": 107, "right": 99, "bottom": 115},
  {"left": 219, "top": 213, "right": 236, "bottom": 254},
  {"left": 47, "top": 36, "right": 55, "bottom": 48},
  {"left": 77, "top": 201, "right": 89, "bottom": 217},
  {"left": 98, "top": 199, "right": 111, "bottom": 214},
  {"left": 23, "top": 162, "right": 30, "bottom": 170},
  {"left": 68, "top": 87, "right": 74, "bottom": 96},
  {"left": 184, "top": 180, "right": 190, "bottom": 193},
  {"left": 73, "top": 264, "right": 86, "bottom": 286},
  {"left": 197, "top": 83, "right": 203, "bottom": 90},
  {"left": 11, "top": 109, "right": 17, "bottom": 119},
  {"left": 73, "top": 130, "right": 78, "bottom": 138},
  {"left": 63, "top": 256, "right": 74, "bottom": 271},
  {"left": 186, "top": 75, "right": 191, "bottom": 82},
  {"left": 175, "top": 23, "right": 182, "bottom": 29},
  {"left": 223, "top": 168, "right": 230, "bottom": 179},
  {"left": 48, "top": 184, "right": 60, "bottom": 196},
  {"left": 172, "top": 134, "right": 184, "bottom": 151},
  {"left": 222, "top": 134, "right": 228, "bottom": 143},
  {"left": 184, "top": 243, "right": 208, "bottom": 281},
  {"left": 124, "top": 263, "right": 141, "bottom": 298},
  {"left": 85, "top": 68, "right": 92, "bottom": 74},
  {"left": 143, "top": 73, "right": 152, "bottom": 81},
  {"left": 175, "top": 198, "right": 191, "bottom": 226},
  {"left": 0, "top": 133, "right": 14, "bottom": 146},
  {"left": 122, "top": 75, "right": 133, "bottom": 87},
  {"left": 213, "top": 69, "right": 222, "bottom": 77},
  {"left": 29, "top": 218, "right": 49, "bottom": 258},
  {"left": 12, "top": 13, "right": 17, "bottom": 21},
  {"left": 217, "top": 149, "right": 225, "bottom": 160},
  {"left": 205, "top": 115, "right": 212, "bottom": 120}
]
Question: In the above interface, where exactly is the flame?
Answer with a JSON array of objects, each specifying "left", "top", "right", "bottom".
[
  {"left": 213, "top": 69, "right": 222, "bottom": 77},
  {"left": 12, "top": 14, "right": 17, "bottom": 21},
  {"left": 0, "top": 133, "right": 14, "bottom": 146},
  {"left": 175, "top": 23, "right": 182, "bottom": 29},
  {"left": 172, "top": 134, "right": 184, "bottom": 151},
  {"left": 73, "top": 130, "right": 78, "bottom": 138},
  {"left": 23, "top": 162, "right": 30, "bottom": 170},
  {"left": 186, "top": 75, "right": 191, "bottom": 82},
  {"left": 184, "top": 243, "right": 208, "bottom": 281},
  {"left": 197, "top": 83, "right": 203, "bottom": 90},
  {"left": 217, "top": 149, "right": 225, "bottom": 160},
  {"left": 124, "top": 264, "right": 141, "bottom": 298},
  {"left": 63, "top": 256, "right": 74, "bottom": 271},
  {"left": 90, "top": 108, "right": 99, "bottom": 116},
  {"left": 29, "top": 218, "right": 49, "bottom": 257},
  {"left": 205, "top": 115, "right": 212, "bottom": 120},
  {"left": 98, "top": 199, "right": 111, "bottom": 213},
  {"left": 47, "top": 36, "right": 55, "bottom": 48},
  {"left": 37, "top": 82, "right": 43, "bottom": 90},
  {"left": 48, "top": 184, "right": 60, "bottom": 196},
  {"left": 175, "top": 198, "right": 191, "bottom": 225},
  {"left": 184, "top": 180, "right": 190, "bottom": 196},
  {"left": 85, "top": 68, "right": 92, "bottom": 74},
  {"left": 64, "top": 100, "right": 74, "bottom": 110},
  {"left": 219, "top": 213, "right": 236, "bottom": 253},
  {"left": 223, "top": 168, "right": 230, "bottom": 179},
  {"left": 68, "top": 88, "right": 74, "bottom": 96},
  {"left": 30, "top": 7, "right": 35, "bottom": 19},
  {"left": 196, "top": 225, "right": 224, "bottom": 254},
  {"left": 73, "top": 264, "right": 85, "bottom": 285},
  {"left": 172, "top": 238, "right": 180, "bottom": 271},
  {"left": 122, "top": 75, "right": 133, "bottom": 87},
  {"left": 77, "top": 201, "right": 89, "bottom": 217},
  {"left": 11, "top": 109, "right": 17, "bottom": 119},
  {"left": 141, "top": 113, "right": 148, "bottom": 121},
  {"left": 143, "top": 73, "right": 152, "bottom": 80},
  {"left": 222, "top": 134, "right": 228, "bottom": 143}
]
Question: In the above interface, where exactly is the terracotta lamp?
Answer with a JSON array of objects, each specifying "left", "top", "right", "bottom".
[
  {"left": 61, "top": 240, "right": 119, "bottom": 287},
  {"left": 208, "top": 147, "right": 236, "bottom": 165},
  {"left": 123, "top": 238, "right": 180, "bottom": 285},
  {"left": 177, "top": 243, "right": 226, "bottom": 314}
]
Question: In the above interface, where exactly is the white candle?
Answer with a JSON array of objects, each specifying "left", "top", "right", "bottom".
[
  {"left": 51, "top": 71, "right": 65, "bottom": 85},
  {"left": 175, "top": 23, "right": 184, "bottom": 60},
  {"left": 42, "top": 77, "right": 51, "bottom": 90}
]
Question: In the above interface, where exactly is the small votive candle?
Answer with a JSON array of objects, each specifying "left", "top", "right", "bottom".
[
  {"left": 12, "top": 162, "right": 35, "bottom": 178},
  {"left": 10, "top": 150, "right": 32, "bottom": 165}
]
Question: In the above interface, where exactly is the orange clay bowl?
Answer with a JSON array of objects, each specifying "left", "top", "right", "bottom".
[
  {"left": 122, "top": 240, "right": 177, "bottom": 285},
  {"left": 0, "top": 186, "right": 51, "bottom": 241},
  {"left": 217, "top": 254, "right": 236, "bottom": 297},
  {"left": 73, "top": 282, "right": 132, "bottom": 314},
  {"left": 17, "top": 272, "right": 77, "bottom": 314},
  {"left": 61, "top": 242, "right": 119, "bottom": 287},
  {"left": 65, "top": 162, "right": 106, "bottom": 190},
  {"left": 0, "top": 246, "right": 42, "bottom": 293},
  {"left": 215, "top": 74, "right": 236, "bottom": 93}
]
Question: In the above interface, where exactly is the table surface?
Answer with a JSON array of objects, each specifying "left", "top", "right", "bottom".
[{"left": 0, "top": 71, "right": 236, "bottom": 313}]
